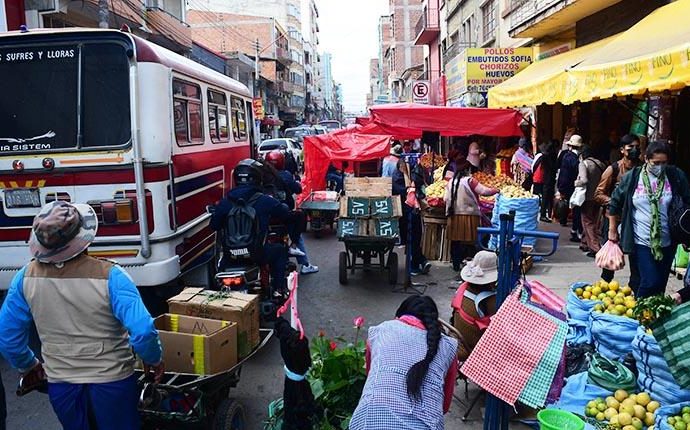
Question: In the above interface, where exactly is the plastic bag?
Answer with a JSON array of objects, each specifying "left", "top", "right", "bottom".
[
  {"left": 566, "top": 282, "right": 600, "bottom": 345},
  {"left": 632, "top": 326, "right": 690, "bottom": 405},
  {"left": 595, "top": 240, "right": 625, "bottom": 271},
  {"left": 569, "top": 186, "right": 586, "bottom": 208},
  {"left": 590, "top": 311, "right": 640, "bottom": 360},
  {"left": 587, "top": 353, "right": 637, "bottom": 392}
]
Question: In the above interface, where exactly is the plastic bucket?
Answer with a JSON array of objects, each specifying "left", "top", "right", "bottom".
[{"left": 537, "top": 409, "right": 585, "bottom": 430}]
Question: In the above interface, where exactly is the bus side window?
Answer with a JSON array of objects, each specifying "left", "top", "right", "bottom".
[
  {"left": 173, "top": 79, "right": 203, "bottom": 146},
  {"left": 208, "top": 89, "right": 229, "bottom": 143},
  {"left": 231, "top": 96, "right": 247, "bottom": 141}
]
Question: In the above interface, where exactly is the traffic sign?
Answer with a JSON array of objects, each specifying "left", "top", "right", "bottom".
[{"left": 412, "top": 80, "right": 430, "bottom": 104}]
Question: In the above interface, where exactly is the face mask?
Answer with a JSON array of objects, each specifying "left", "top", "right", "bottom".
[
  {"left": 626, "top": 147, "right": 641, "bottom": 161},
  {"left": 647, "top": 164, "right": 666, "bottom": 177}
]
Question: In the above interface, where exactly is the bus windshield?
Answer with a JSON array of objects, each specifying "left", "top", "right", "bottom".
[{"left": 0, "top": 41, "right": 131, "bottom": 154}]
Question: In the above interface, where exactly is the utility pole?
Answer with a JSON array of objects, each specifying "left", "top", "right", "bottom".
[
  {"left": 254, "top": 38, "right": 260, "bottom": 98},
  {"left": 98, "top": 0, "right": 109, "bottom": 28}
]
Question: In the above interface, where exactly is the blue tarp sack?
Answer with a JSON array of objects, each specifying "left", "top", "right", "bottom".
[
  {"left": 550, "top": 372, "right": 612, "bottom": 415},
  {"left": 489, "top": 194, "right": 539, "bottom": 249},
  {"left": 566, "top": 282, "right": 599, "bottom": 345},
  {"left": 654, "top": 401, "right": 690, "bottom": 430},
  {"left": 632, "top": 326, "right": 690, "bottom": 405},
  {"left": 590, "top": 311, "right": 639, "bottom": 360}
]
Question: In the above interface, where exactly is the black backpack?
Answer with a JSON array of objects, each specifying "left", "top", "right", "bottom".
[{"left": 224, "top": 193, "right": 264, "bottom": 260}]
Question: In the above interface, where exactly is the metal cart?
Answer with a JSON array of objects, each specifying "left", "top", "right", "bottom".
[
  {"left": 137, "top": 328, "right": 274, "bottom": 430},
  {"left": 338, "top": 236, "right": 398, "bottom": 285},
  {"left": 300, "top": 193, "right": 340, "bottom": 238}
]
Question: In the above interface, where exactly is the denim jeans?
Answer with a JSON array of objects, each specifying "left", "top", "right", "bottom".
[
  {"left": 295, "top": 235, "right": 310, "bottom": 266},
  {"left": 633, "top": 244, "right": 675, "bottom": 298},
  {"left": 264, "top": 242, "right": 288, "bottom": 294}
]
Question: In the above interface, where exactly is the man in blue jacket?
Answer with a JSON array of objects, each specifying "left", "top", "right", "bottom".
[
  {"left": 211, "top": 159, "right": 298, "bottom": 295},
  {"left": 558, "top": 134, "right": 584, "bottom": 240},
  {"left": 0, "top": 201, "right": 163, "bottom": 430}
]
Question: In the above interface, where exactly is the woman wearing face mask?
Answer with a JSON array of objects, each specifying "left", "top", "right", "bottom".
[{"left": 608, "top": 141, "right": 690, "bottom": 298}]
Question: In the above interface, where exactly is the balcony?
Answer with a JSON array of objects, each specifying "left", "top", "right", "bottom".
[
  {"left": 276, "top": 47, "right": 292, "bottom": 66},
  {"left": 278, "top": 81, "right": 298, "bottom": 94},
  {"left": 414, "top": 5, "right": 440, "bottom": 46},
  {"left": 508, "top": 0, "right": 621, "bottom": 39}
]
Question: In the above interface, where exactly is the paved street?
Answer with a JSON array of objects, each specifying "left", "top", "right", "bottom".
[{"left": 2, "top": 222, "right": 683, "bottom": 429}]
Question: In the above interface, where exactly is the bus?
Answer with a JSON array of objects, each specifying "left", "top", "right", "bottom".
[{"left": 0, "top": 28, "right": 255, "bottom": 290}]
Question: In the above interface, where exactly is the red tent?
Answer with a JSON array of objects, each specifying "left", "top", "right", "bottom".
[
  {"left": 369, "top": 103, "right": 523, "bottom": 137},
  {"left": 298, "top": 131, "right": 391, "bottom": 205}
]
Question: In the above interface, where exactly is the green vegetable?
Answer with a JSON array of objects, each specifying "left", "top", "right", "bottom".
[{"left": 632, "top": 294, "right": 676, "bottom": 328}]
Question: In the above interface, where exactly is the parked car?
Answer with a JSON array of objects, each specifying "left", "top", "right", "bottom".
[
  {"left": 319, "top": 120, "right": 341, "bottom": 131},
  {"left": 312, "top": 125, "right": 327, "bottom": 135},
  {"left": 284, "top": 126, "right": 314, "bottom": 142},
  {"left": 258, "top": 138, "right": 303, "bottom": 168}
]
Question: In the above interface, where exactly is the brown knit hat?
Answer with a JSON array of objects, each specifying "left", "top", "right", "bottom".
[{"left": 29, "top": 201, "right": 98, "bottom": 263}]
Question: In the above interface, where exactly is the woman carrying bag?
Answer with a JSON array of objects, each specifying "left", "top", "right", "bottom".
[{"left": 608, "top": 141, "right": 690, "bottom": 298}]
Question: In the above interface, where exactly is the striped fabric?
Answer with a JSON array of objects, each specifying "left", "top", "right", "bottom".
[
  {"left": 652, "top": 302, "right": 690, "bottom": 389},
  {"left": 349, "top": 321, "right": 457, "bottom": 430}
]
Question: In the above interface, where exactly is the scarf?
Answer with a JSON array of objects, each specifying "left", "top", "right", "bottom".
[
  {"left": 641, "top": 167, "right": 666, "bottom": 261},
  {"left": 514, "top": 148, "right": 534, "bottom": 173}
]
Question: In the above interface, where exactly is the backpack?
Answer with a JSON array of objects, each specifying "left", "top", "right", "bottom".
[{"left": 223, "top": 193, "right": 264, "bottom": 260}]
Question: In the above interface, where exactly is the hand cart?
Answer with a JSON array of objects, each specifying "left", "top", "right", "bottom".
[
  {"left": 338, "top": 236, "right": 398, "bottom": 286},
  {"left": 137, "top": 328, "right": 274, "bottom": 430},
  {"left": 299, "top": 191, "right": 340, "bottom": 238}
]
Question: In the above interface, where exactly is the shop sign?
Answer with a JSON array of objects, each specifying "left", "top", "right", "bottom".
[
  {"left": 411, "top": 80, "right": 430, "bottom": 104},
  {"left": 464, "top": 47, "right": 533, "bottom": 93},
  {"left": 537, "top": 43, "right": 573, "bottom": 61},
  {"left": 445, "top": 52, "right": 467, "bottom": 101},
  {"left": 252, "top": 98, "right": 264, "bottom": 120}
]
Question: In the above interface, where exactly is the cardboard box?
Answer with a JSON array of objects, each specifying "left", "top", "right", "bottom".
[
  {"left": 155, "top": 314, "right": 237, "bottom": 375},
  {"left": 337, "top": 218, "right": 368, "bottom": 238},
  {"left": 167, "top": 288, "right": 260, "bottom": 358}
]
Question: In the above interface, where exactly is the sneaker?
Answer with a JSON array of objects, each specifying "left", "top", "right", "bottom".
[
  {"left": 540, "top": 216, "right": 552, "bottom": 223},
  {"left": 421, "top": 261, "right": 432, "bottom": 274},
  {"left": 410, "top": 267, "right": 422, "bottom": 276},
  {"left": 300, "top": 264, "right": 319, "bottom": 275},
  {"left": 288, "top": 247, "right": 306, "bottom": 257},
  {"left": 586, "top": 251, "right": 596, "bottom": 258}
]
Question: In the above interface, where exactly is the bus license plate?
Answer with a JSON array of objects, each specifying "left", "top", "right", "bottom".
[{"left": 5, "top": 188, "right": 41, "bottom": 208}]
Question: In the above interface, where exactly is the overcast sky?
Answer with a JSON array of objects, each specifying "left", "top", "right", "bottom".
[{"left": 316, "top": 0, "right": 390, "bottom": 113}]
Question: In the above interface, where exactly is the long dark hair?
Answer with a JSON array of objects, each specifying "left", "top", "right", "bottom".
[
  {"left": 396, "top": 295, "right": 442, "bottom": 400},
  {"left": 448, "top": 161, "right": 471, "bottom": 216}
]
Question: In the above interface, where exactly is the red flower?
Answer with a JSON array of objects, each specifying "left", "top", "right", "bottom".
[
  {"left": 353, "top": 316, "right": 365, "bottom": 328},
  {"left": 318, "top": 330, "right": 325, "bottom": 338},
  {"left": 329, "top": 341, "right": 337, "bottom": 351}
]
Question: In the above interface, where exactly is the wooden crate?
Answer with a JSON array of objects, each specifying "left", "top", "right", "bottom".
[
  {"left": 422, "top": 214, "right": 450, "bottom": 262},
  {"left": 368, "top": 218, "right": 400, "bottom": 238},
  {"left": 337, "top": 218, "right": 368, "bottom": 238},
  {"left": 339, "top": 196, "right": 403, "bottom": 218},
  {"left": 345, "top": 177, "right": 392, "bottom": 197}
]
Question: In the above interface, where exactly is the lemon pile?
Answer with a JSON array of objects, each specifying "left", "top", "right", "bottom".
[
  {"left": 585, "top": 390, "right": 660, "bottom": 429},
  {"left": 426, "top": 179, "right": 447, "bottom": 199},
  {"left": 501, "top": 185, "right": 534, "bottom": 199},
  {"left": 575, "top": 280, "right": 637, "bottom": 318},
  {"left": 665, "top": 406, "right": 690, "bottom": 430}
]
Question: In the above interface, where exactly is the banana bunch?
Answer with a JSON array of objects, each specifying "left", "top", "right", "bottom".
[
  {"left": 433, "top": 166, "right": 445, "bottom": 182},
  {"left": 501, "top": 185, "right": 534, "bottom": 199},
  {"left": 426, "top": 180, "right": 447, "bottom": 199}
]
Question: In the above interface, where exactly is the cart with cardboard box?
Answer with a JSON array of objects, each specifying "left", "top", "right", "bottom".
[
  {"left": 337, "top": 177, "right": 402, "bottom": 285},
  {"left": 136, "top": 289, "right": 273, "bottom": 430}
]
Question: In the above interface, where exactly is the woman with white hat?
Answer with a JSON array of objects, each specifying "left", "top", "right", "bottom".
[{"left": 557, "top": 134, "right": 585, "bottom": 240}]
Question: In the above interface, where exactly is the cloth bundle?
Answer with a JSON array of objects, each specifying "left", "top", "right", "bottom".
[
  {"left": 590, "top": 311, "right": 640, "bottom": 360},
  {"left": 488, "top": 195, "right": 539, "bottom": 249},
  {"left": 652, "top": 302, "right": 690, "bottom": 389},
  {"left": 566, "top": 282, "right": 600, "bottom": 345}
]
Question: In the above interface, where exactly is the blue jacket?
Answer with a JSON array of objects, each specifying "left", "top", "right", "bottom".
[
  {"left": 210, "top": 185, "right": 292, "bottom": 239},
  {"left": 557, "top": 150, "right": 580, "bottom": 195},
  {"left": 0, "top": 264, "right": 162, "bottom": 372}
]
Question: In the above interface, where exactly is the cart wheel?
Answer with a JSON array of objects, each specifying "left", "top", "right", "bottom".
[
  {"left": 387, "top": 252, "right": 398, "bottom": 285},
  {"left": 339, "top": 251, "right": 348, "bottom": 285},
  {"left": 213, "top": 399, "right": 246, "bottom": 430}
]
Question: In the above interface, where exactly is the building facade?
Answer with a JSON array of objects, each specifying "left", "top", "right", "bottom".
[
  {"left": 414, "top": 0, "right": 442, "bottom": 105},
  {"left": 21, "top": 0, "right": 190, "bottom": 54}
]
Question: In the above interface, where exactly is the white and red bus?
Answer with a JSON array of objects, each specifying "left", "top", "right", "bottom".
[{"left": 0, "top": 28, "right": 255, "bottom": 289}]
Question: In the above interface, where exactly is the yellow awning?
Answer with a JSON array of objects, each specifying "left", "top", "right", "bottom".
[
  {"left": 564, "top": 0, "right": 690, "bottom": 104},
  {"left": 488, "top": 37, "right": 615, "bottom": 108}
]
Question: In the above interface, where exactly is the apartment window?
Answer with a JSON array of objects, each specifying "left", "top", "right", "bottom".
[
  {"left": 207, "top": 89, "right": 228, "bottom": 143},
  {"left": 462, "top": 15, "right": 474, "bottom": 46},
  {"left": 172, "top": 79, "right": 203, "bottom": 146},
  {"left": 482, "top": 1, "right": 497, "bottom": 42},
  {"left": 230, "top": 97, "right": 247, "bottom": 141}
]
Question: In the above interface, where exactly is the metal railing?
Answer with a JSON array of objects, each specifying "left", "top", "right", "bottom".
[{"left": 415, "top": 5, "right": 441, "bottom": 40}]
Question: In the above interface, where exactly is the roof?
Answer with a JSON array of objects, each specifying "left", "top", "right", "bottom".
[{"left": 0, "top": 28, "right": 250, "bottom": 98}]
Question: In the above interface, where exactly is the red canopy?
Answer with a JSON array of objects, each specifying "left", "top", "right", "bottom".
[
  {"left": 369, "top": 103, "right": 523, "bottom": 137},
  {"left": 298, "top": 131, "right": 391, "bottom": 205}
]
